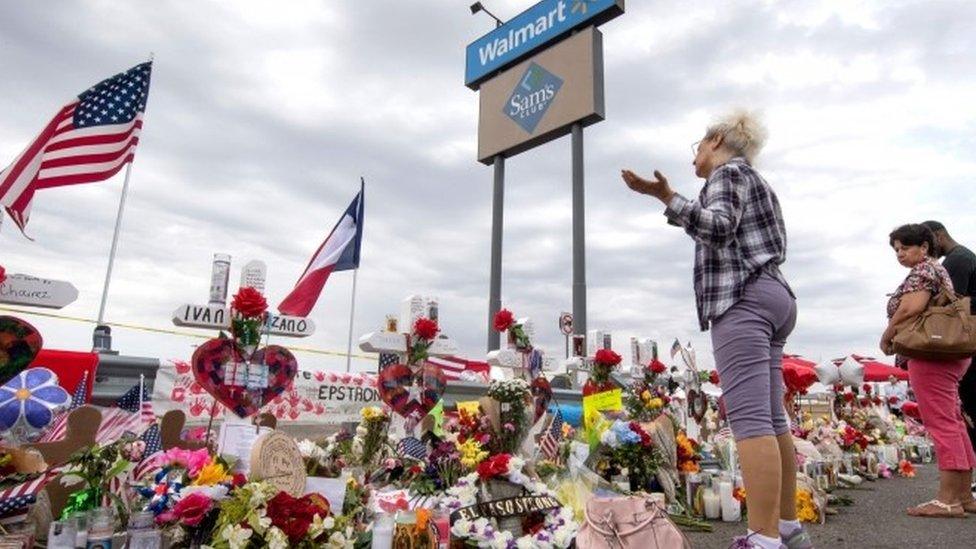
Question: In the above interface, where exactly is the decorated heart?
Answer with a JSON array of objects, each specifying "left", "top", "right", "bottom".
[
  {"left": 0, "top": 316, "right": 43, "bottom": 387},
  {"left": 190, "top": 338, "right": 298, "bottom": 418},
  {"left": 377, "top": 362, "right": 446, "bottom": 420},
  {"left": 531, "top": 376, "right": 553, "bottom": 423}
]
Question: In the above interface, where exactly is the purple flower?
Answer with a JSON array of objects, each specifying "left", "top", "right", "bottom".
[{"left": 0, "top": 368, "right": 70, "bottom": 431}]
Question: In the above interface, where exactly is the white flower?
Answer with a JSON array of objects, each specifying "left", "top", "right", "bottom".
[
  {"left": 516, "top": 537, "right": 537, "bottom": 549},
  {"left": 255, "top": 510, "right": 273, "bottom": 531},
  {"left": 452, "top": 517, "right": 472, "bottom": 537},
  {"left": 489, "top": 531, "right": 514, "bottom": 549},
  {"left": 221, "top": 524, "right": 253, "bottom": 549},
  {"left": 266, "top": 526, "right": 289, "bottom": 549},
  {"left": 298, "top": 439, "right": 326, "bottom": 460},
  {"left": 176, "top": 484, "right": 229, "bottom": 501},
  {"left": 600, "top": 429, "right": 620, "bottom": 448},
  {"left": 324, "top": 515, "right": 336, "bottom": 530}
]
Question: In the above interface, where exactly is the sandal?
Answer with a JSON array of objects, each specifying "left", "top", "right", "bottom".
[
  {"left": 907, "top": 499, "right": 966, "bottom": 518},
  {"left": 962, "top": 500, "right": 976, "bottom": 514}
]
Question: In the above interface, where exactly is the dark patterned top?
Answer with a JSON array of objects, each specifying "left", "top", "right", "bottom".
[
  {"left": 665, "top": 157, "right": 793, "bottom": 330},
  {"left": 886, "top": 257, "right": 955, "bottom": 319}
]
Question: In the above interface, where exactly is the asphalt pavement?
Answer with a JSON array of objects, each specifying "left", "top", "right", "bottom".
[{"left": 684, "top": 464, "right": 976, "bottom": 548}]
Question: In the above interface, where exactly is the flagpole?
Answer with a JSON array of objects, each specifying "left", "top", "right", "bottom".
[
  {"left": 345, "top": 268, "right": 359, "bottom": 372},
  {"left": 93, "top": 162, "right": 134, "bottom": 352}
]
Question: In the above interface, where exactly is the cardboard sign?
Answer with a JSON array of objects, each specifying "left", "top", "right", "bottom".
[
  {"left": 172, "top": 303, "right": 315, "bottom": 337},
  {"left": 457, "top": 401, "right": 481, "bottom": 416},
  {"left": 0, "top": 274, "right": 78, "bottom": 309},
  {"left": 582, "top": 389, "right": 622, "bottom": 427},
  {"left": 249, "top": 431, "right": 306, "bottom": 497},
  {"left": 154, "top": 360, "right": 380, "bottom": 425}
]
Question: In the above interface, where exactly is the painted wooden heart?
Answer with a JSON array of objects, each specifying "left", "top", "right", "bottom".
[
  {"left": 0, "top": 316, "right": 43, "bottom": 387},
  {"left": 191, "top": 338, "right": 298, "bottom": 418},
  {"left": 377, "top": 362, "right": 446, "bottom": 420}
]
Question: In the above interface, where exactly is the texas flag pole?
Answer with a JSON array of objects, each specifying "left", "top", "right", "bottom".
[{"left": 278, "top": 179, "right": 365, "bottom": 371}]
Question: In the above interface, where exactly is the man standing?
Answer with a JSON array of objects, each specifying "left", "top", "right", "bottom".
[{"left": 922, "top": 220, "right": 976, "bottom": 462}]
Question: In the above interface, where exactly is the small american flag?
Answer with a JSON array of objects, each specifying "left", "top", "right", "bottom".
[
  {"left": 397, "top": 437, "right": 427, "bottom": 461},
  {"left": 670, "top": 339, "right": 682, "bottom": 360},
  {"left": 379, "top": 352, "right": 398, "bottom": 372},
  {"left": 140, "top": 423, "right": 162, "bottom": 456},
  {"left": 0, "top": 62, "right": 151, "bottom": 233},
  {"left": 539, "top": 408, "right": 565, "bottom": 463},
  {"left": 427, "top": 356, "right": 490, "bottom": 383},
  {"left": 0, "top": 470, "right": 60, "bottom": 519},
  {"left": 37, "top": 371, "right": 89, "bottom": 443}
]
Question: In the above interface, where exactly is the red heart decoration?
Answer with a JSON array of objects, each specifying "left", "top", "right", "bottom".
[
  {"left": 0, "top": 316, "right": 43, "bottom": 387},
  {"left": 377, "top": 362, "right": 447, "bottom": 420},
  {"left": 190, "top": 338, "right": 298, "bottom": 418}
]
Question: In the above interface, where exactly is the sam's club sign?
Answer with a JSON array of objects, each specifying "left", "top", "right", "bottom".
[
  {"left": 505, "top": 63, "right": 563, "bottom": 133},
  {"left": 465, "top": 0, "right": 624, "bottom": 89}
]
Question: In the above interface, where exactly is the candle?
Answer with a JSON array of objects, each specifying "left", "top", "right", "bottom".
[
  {"left": 372, "top": 513, "right": 394, "bottom": 549},
  {"left": 703, "top": 488, "right": 722, "bottom": 519},
  {"left": 719, "top": 480, "right": 740, "bottom": 522}
]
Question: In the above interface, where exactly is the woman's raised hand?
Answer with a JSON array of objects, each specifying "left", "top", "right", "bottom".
[{"left": 621, "top": 169, "right": 674, "bottom": 204}]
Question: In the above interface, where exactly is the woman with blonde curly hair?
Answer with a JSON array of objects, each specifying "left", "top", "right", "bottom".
[{"left": 622, "top": 110, "right": 808, "bottom": 549}]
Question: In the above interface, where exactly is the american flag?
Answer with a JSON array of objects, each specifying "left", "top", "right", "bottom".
[
  {"left": 37, "top": 372, "right": 89, "bottom": 442},
  {"left": 378, "top": 352, "right": 398, "bottom": 372},
  {"left": 140, "top": 423, "right": 162, "bottom": 456},
  {"left": 38, "top": 380, "right": 154, "bottom": 444},
  {"left": 539, "top": 408, "right": 565, "bottom": 463},
  {"left": 0, "top": 470, "right": 61, "bottom": 521},
  {"left": 0, "top": 62, "right": 151, "bottom": 233},
  {"left": 427, "top": 356, "right": 490, "bottom": 383},
  {"left": 396, "top": 436, "right": 427, "bottom": 461}
]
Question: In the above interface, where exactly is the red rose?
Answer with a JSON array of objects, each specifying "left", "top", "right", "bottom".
[
  {"left": 266, "top": 491, "right": 330, "bottom": 543},
  {"left": 477, "top": 454, "right": 511, "bottom": 480},
  {"left": 0, "top": 266, "right": 6, "bottom": 286},
  {"left": 232, "top": 473, "right": 248, "bottom": 487},
  {"left": 662, "top": 395, "right": 672, "bottom": 405},
  {"left": 709, "top": 370, "right": 720, "bottom": 385},
  {"left": 843, "top": 392, "right": 855, "bottom": 403},
  {"left": 493, "top": 309, "right": 515, "bottom": 332},
  {"left": 648, "top": 359, "right": 667, "bottom": 374},
  {"left": 232, "top": 286, "right": 268, "bottom": 318},
  {"left": 594, "top": 349, "right": 622, "bottom": 368},
  {"left": 832, "top": 383, "right": 844, "bottom": 392},
  {"left": 862, "top": 383, "right": 872, "bottom": 394},
  {"left": 859, "top": 397, "right": 870, "bottom": 407},
  {"left": 887, "top": 396, "right": 898, "bottom": 405},
  {"left": 168, "top": 492, "right": 213, "bottom": 527},
  {"left": 413, "top": 318, "right": 439, "bottom": 340}
]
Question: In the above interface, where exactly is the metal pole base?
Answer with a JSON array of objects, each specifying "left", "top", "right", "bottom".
[{"left": 93, "top": 325, "right": 117, "bottom": 354}]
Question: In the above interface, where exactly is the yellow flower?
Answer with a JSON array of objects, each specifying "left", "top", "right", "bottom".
[
  {"left": 795, "top": 489, "right": 818, "bottom": 523},
  {"left": 457, "top": 439, "right": 488, "bottom": 469},
  {"left": 647, "top": 398, "right": 664, "bottom": 410},
  {"left": 192, "top": 459, "right": 231, "bottom": 486},
  {"left": 361, "top": 406, "right": 386, "bottom": 422},
  {"left": 640, "top": 390, "right": 652, "bottom": 402}
]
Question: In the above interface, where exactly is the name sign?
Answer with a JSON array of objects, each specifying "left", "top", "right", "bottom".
[
  {"left": 172, "top": 303, "right": 315, "bottom": 338},
  {"left": 0, "top": 275, "right": 78, "bottom": 309},
  {"left": 465, "top": 0, "right": 624, "bottom": 89},
  {"left": 450, "top": 495, "right": 562, "bottom": 523}
]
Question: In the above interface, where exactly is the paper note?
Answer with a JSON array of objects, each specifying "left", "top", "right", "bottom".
[
  {"left": 217, "top": 419, "right": 272, "bottom": 474},
  {"left": 582, "top": 389, "right": 622, "bottom": 428}
]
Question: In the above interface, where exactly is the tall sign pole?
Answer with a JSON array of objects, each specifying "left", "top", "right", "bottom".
[
  {"left": 466, "top": 0, "right": 623, "bottom": 353},
  {"left": 571, "top": 122, "right": 586, "bottom": 338},
  {"left": 487, "top": 154, "right": 504, "bottom": 352}
]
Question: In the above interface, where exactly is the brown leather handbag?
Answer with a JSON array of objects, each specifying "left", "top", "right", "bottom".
[
  {"left": 891, "top": 288, "right": 976, "bottom": 361},
  {"left": 575, "top": 495, "right": 691, "bottom": 549}
]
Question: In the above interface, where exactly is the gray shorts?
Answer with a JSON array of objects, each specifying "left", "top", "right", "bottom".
[{"left": 710, "top": 273, "right": 798, "bottom": 440}]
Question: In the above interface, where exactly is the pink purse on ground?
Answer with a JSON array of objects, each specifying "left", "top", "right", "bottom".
[{"left": 575, "top": 495, "right": 691, "bottom": 549}]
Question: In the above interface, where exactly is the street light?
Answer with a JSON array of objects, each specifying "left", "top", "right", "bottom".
[{"left": 470, "top": 2, "right": 503, "bottom": 28}]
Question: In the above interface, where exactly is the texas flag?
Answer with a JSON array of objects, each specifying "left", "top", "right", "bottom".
[{"left": 278, "top": 181, "right": 364, "bottom": 317}]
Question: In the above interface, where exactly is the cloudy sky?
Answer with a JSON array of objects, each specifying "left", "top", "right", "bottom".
[{"left": 1, "top": 0, "right": 975, "bottom": 373}]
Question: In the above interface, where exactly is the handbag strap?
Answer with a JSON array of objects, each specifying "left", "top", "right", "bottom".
[{"left": 584, "top": 502, "right": 667, "bottom": 546}]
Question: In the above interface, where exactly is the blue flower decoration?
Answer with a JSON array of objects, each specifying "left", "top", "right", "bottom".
[
  {"left": 611, "top": 420, "right": 640, "bottom": 445},
  {"left": 0, "top": 368, "right": 70, "bottom": 431}
]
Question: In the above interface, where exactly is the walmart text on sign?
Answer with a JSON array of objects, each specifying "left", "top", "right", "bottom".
[{"left": 465, "top": 0, "right": 624, "bottom": 89}]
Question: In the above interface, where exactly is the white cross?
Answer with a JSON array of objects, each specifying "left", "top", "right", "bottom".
[{"left": 486, "top": 317, "right": 555, "bottom": 379}]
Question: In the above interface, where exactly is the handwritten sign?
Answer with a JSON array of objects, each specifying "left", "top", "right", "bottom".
[
  {"left": 171, "top": 303, "right": 315, "bottom": 338},
  {"left": 582, "top": 389, "right": 622, "bottom": 428},
  {"left": 250, "top": 431, "right": 306, "bottom": 496},
  {"left": 0, "top": 274, "right": 78, "bottom": 309}
]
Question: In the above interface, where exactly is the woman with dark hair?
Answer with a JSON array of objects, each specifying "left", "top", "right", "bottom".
[{"left": 882, "top": 223, "right": 976, "bottom": 517}]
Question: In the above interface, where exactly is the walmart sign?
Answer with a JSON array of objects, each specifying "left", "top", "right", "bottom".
[{"left": 465, "top": 0, "right": 624, "bottom": 89}]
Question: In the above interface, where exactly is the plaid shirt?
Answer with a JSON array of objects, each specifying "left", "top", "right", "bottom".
[{"left": 665, "top": 157, "right": 793, "bottom": 330}]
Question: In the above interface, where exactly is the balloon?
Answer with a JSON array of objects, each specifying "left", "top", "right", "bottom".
[
  {"left": 0, "top": 367, "right": 70, "bottom": 441},
  {"left": 838, "top": 356, "right": 865, "bottom": 386},
  {"left": 814, "top": 360, "right": 840, "bottom": 385}
]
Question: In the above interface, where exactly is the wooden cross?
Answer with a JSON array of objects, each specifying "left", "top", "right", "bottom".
[{"left": 486, "top": 317, "right": 556, "bottom": 379}]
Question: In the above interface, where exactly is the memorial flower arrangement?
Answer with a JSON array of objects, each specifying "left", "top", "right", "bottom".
[
  {"left": 441, "top": 453, "right": 579, "bottom": 548},
  {"left": 404, "top": 440, "right": 464, "bottom": 497},
  {"left": 355, "top": 406, "right": 391, "bottom": 470},
  {"left": 676, "top": 430, "right": 701, "bottom": 474},
  {"left": 624, "top": 357, "right": 672, "bottom": 422},
  {"left": 493, "top": 308, "right": 531, "bottom": 351},
  {"left": 795, "top": 489, "right": 818, "bottom": 523},
  {"left": 593, "top": 419, "right": 661, "bottom": 491},
  {"left": 210, "top": 481, "right": 357, "bottom": 549},
  {"left": 230, "top": 286, "right": 268, "bottom": 354},
  {"left": 408, "top": 317, "right": 439, "bottom": 365},
  {"left": 583, "top": 348, "right": 621, "bottom": 396},
  {"left": 486, "top": 378, "right": 531, "bottom": 455},
  {"left": 59, "top": 438, "right": 134, "bottom": 521}
]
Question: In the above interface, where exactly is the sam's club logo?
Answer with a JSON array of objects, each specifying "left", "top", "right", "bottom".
[{"left": 505, "top": 62, "right": 563, "bottom": 134}]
